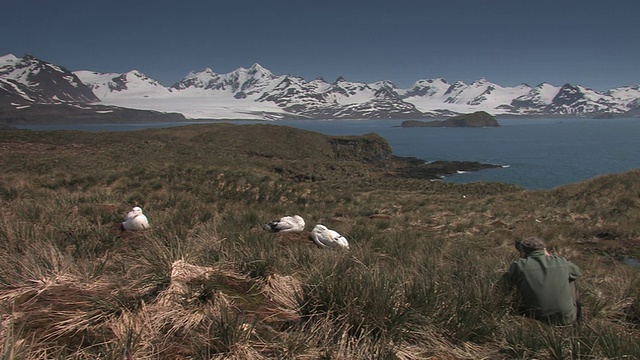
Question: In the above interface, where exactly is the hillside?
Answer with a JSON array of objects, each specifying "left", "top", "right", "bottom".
[
  {"left": 0, "top": 124, "right": 638, "bottom": 359},
  {"left": 0, "top": 103, "right": 187, "bottom": 124}
]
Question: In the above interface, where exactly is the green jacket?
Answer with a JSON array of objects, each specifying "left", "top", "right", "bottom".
[{"left": 507, "top": 250, "right": 582, "bottom": 325}]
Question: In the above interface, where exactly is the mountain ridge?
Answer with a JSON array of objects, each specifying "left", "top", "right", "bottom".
[{"left": 2, "top": 53, "right": 639, "bottom": 121}]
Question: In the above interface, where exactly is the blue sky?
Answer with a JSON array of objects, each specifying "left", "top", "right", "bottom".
[{"left": 3, "top": 0, "right": 638, "bottom": 91}]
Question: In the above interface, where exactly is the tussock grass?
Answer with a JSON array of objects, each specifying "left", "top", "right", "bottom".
[{"left": 0, "top": 124, "right": 639, "bottom": 359}]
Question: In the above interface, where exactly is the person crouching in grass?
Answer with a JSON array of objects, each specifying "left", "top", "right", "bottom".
[{"left": 504, "top": 236, "right": 582, "bottom": 325}]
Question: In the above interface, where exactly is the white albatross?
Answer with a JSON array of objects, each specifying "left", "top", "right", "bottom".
[
  {"left": 265, "top": 215, "right": 305, "bottom": 233},
  {"left": 121, "top": 206, "right": 150, "bottom": 231},
  {"left": 310, "top": 224, "right": 349, "bottom": 249}
]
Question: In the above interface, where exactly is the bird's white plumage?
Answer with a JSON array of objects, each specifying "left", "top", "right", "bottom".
[
  {"left": 265, "top": 215, "right": 305, "bottom": 232},
  {"left": 124, "top": 206, "right": 141, "bottom": 221},
  {"left": 310, "top": 224, "right": 349, "bottom": 249},
  {"left": 122, "top": 206, "right": 150, "bottom": 231}
]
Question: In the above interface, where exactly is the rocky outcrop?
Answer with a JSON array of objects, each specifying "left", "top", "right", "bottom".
[
  {"left": 330, "top": 133, "right": 393, "bottom": 162},
  {"left": 328, "top": 131, "right": 501, "bottom": 180},
  {"left": 383, "top": 156, "right": 502, "bottom": 180}
]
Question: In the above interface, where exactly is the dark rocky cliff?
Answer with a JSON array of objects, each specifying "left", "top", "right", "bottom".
[{"left": 330, "top": 134, "right": 393, "bottom": 162}]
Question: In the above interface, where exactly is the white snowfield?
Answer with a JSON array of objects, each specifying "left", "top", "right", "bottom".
[{"left": 73, "top": 63, "right": 639, "bottom": 119}]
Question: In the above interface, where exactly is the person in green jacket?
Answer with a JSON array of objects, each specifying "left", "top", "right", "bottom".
[{"left": 506, "top": 236, "right": 582, "bottom": 325}]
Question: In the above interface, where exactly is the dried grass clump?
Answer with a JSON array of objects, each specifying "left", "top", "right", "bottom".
[
  {"left": 259, "top": 273, "right": 303, "bottom": 324},
  {"left": 155, "top": 260, "right": 240, "bottom": 307},
  {"left": 0, "top": 274, "right": 138, "bottom": 352}
]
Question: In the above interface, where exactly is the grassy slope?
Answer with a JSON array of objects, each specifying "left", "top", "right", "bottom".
[{"left": 0, "top": 124, "right": 638, "bottom": 359}]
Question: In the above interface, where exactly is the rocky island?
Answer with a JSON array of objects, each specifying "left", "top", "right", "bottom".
[{"left": 401, "top": 111, "right": 500, "bottom": 128}]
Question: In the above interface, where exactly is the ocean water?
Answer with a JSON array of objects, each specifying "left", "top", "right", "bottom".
[
  {"left": 14, "top": 117, "right": 640, "bottom": 190},
  {"left": 274, "top": 118, "right": 640, "bottom": 190}
]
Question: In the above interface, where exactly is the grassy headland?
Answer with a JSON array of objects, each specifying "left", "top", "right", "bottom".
[{"left": 0, "top": 123, "right": 638, "bottom": 359}]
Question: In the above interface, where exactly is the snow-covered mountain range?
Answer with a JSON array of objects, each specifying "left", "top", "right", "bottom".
[
  {"left": 0, "top": 54, "right": 98, "bottom": 104},
  {"left": 2, "top": 53, "right": 639, "bottom": 120}
]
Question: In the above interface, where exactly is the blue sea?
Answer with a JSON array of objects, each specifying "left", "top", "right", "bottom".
[{"left": 15, "top": 117, "right": 640, "bottom": 190}]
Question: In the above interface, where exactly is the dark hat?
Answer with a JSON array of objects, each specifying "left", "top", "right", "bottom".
[{"left": 515, "top": 237, "right": 546, "bottom": 252}]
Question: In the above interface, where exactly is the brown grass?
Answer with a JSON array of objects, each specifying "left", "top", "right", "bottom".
[{"left": 0, "top": 124, "right": 638, "bottom": 359}]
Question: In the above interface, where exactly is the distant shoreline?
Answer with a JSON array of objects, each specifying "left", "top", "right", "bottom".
[{"left": 5, "top": 114, "right": 636, "bottom": 127}]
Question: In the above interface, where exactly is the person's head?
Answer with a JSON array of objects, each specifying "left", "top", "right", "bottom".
[{"left": 515, "top": 236, "right": 545, "bottom": 258}]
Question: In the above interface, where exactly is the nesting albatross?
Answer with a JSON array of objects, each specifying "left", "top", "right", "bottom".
[
  {"left": 265, "top": 215, "right": 305, "bottom": 233},
  {"left": 121, "top": 206, "right": 150, "bottom": 231},
  {"left": 310, "top": 224, "right": 349, "bottom": 249}
]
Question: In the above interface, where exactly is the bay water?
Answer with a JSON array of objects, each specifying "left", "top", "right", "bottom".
[{"left": 14, "top": 117, "right": 640, "bottom": 190}]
